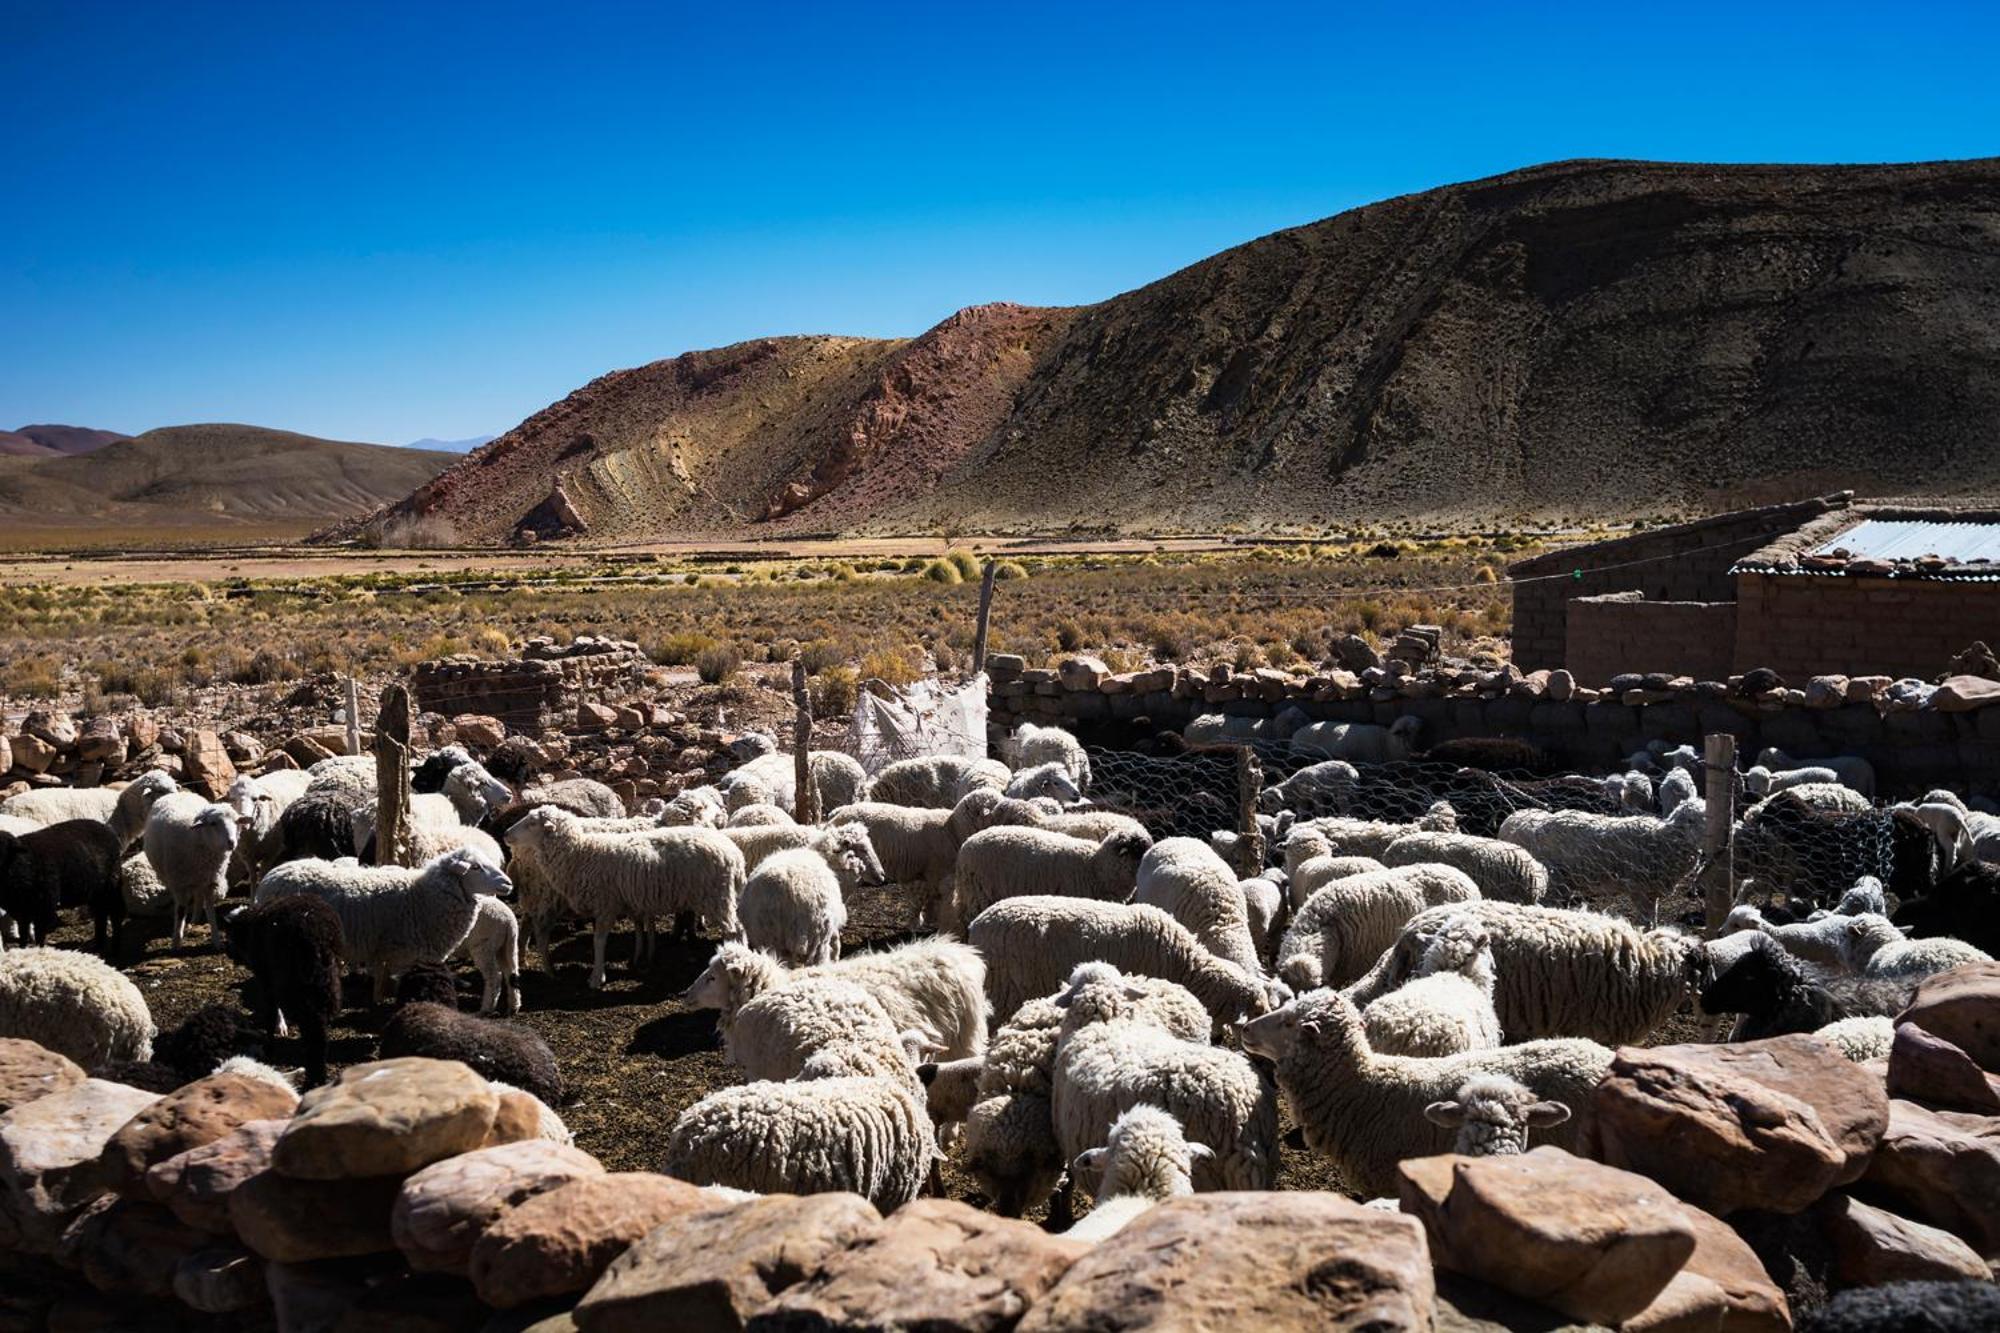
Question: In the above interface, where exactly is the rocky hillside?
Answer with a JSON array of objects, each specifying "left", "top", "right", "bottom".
[{"left": 343, "top": 157, "right": 2000, "bottom": 543}]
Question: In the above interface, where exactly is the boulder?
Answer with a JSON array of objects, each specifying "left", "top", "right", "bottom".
[
  {"left": 1017, "top": 1192, "right": 1434, "bottom": 1333},
  {"left": 1887, "top": 1022, "right": 2000, "bottom": 1114},
  {"left": 99, "top": 1072, "right": 298, "bottom": 1199},
  {"left": 145, "top": 1117, "right": 287, "bottom": 1234},
  {"left": 228, "top": 1168, "right": 403, "bottom": 1263},
  {"left": 1897, "top": 962, "right": 2000, "bottom": 1071},
  {"left": 1588, "top": 1035, "right": 1888, "bottom": 1214},
  {"left": 10, "top": 733, "right": 57, "bottom": 775},
  {"left": 454, "top": 715, "right": 507, "bottom": 749},
  {"left": 56, "top": 1195, "right": 209, "bottom": 1298},
  {"left": 391, "top": 1140, "right": 603, "bottom": 1276},
  {"left": 282, "top": 733, "right": 340, "bottom": 768},
  {"left": 1862, "top": 1099, "right": 2000, "bottom": 1256},
  {"left": 1058, "top": 656, "right": 1111, "bottom": 690},
  {"left": 1933, "top": 674, "right": 2000, "bottom": 712},
  {"left": 0, "top": 1077, "right": 159, "bottom": 1254},
  {"left": 272, "top": 1058, "right": 498, "bottom": 1181},
  {"left": 220, "top": 730, "right": 264, "bottom": 765},
  {"left": 124, "top": 714, "right": 160, "bottom": 750},
  {"left": 469, "top": 1172, "right": 718, "bottom": 1310},
  {"left": 0, "top": 1039, "right": 86, "bottom": 1116},
  {"left": 1818, "top": 1193, "right": 1991, "bottom": 1286},
  {"left": 76, "top": 717, "right": 126, "bottom": 764},
  {"left": 762, "top": 1197, "right": 1088, "bottom": 1332},
  {"left": 172, "top": 1243, "right": 268, "bottom": 1314},
  {"left": 1620, "top": 1200, "right": 1789, "bottom": 1332},
  {"left": 182, "top": 729, "right": 237, "bottom": 799},
  {"left": 574, "top": 1192, "right": 882, "bottom": 1332},
  {"left": 23, "top": 709, "right": 77, "bottom": 750},
  {"left": 1398, "top": 1148, "right": 1693, "bottom": 1326},
  {"left": 575, "top": 703, "right": 617, "bottom": 731}
]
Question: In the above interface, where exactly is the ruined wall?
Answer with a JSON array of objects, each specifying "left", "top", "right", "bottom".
[{"left": 1564, "top": 592, "right": 1738, "bottom": 687}]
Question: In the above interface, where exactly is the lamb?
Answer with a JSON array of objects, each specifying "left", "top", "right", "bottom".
[
  {"left": 1276, "top": 862, "right": 1480, "bottom": 991},
  {"left": 1359, "top": 910, "right": 1501, "bottom": 1057},
  {"left": 1238, "top": 987, "right": 1611, "bottom": 1197},
  {"left": 1006, "top": 722, "right": 1092, "bottom": 794},
  {"left": 1128, "top": 837, "right": 1266, "bottom": 980},
  {"left": 1239, "top": 872, "right": 1286, "bottom": 964},
  {"left": 0, "top": 945, "right": 155, "bottom": 1067},
  {"left": 0, "top": 819, "right": 120, "bottom": 952},
  {"left": 274, "top": 766, "right": 378, "bottom": 864},
  {"left": 377, "top": 966, "right": 563, "bottom": 1104},
  {"left": 683, "top": 935, "right": 988, "bottom": 1059},
  {"left": 502, "top": 806, "right": 745, "bottom": 989},
  {"left": 144, "top": 792, "right": 250, "bottom": 947},
  {"left": 968, "top": 896, "right": 1285, "bottom": 1029},
  {"left": 862, "top": 754, "right": 1011, "bottom": 808},
  {"left": 1837, "top": 914, "right": 1992, "bottom": 980},
  {"left": 1062, "top": 1104, "right": 1210, "bottom": 1241},
  {"left": 949, "top": 826, "right": 1149, "bottom": 932},
  {"left": 1742, "top": 764, "right": 1842, "bottom": 799},
  {"left": 1756, "top": 747, "right": 1877, "bottom": 800},
  {"left": 220, "top": 895, "right": 344, "bottom": 1088},
  {"left": 1497, "top": 801, "right": 1705, "bottom": 921},
  {"left": 254, "top": 847, "right": 510, "bottom": 1001},
  {"left": 665, "top": 1038, "right": 937, "bottom": 1211},
  {"left": 1257, "top": 759, "right": 1360, "bottom": 815},
  {"left": 1346, "top": 900, "right": 1701, "bottom": 1046},
  {"left": 455, "top": 894, "right": 522, "bottom": 1015},
  {"left": 1421, "top": 1074, "right": 1573, "bottom": 1156},
  {"left": 1719, "top": 904, "right": 1871, "bottom": 967},
  {"left": 1814, "top": 1015, "right": 1896, "bottom": 1062},
  {"left": 502, "top": 811, "right": 657, "bottom": 971},
  {"left": 738, "top": 823, "right": 886, "bottom": 965},
  {"left": 1290, "top": 716, "right": 1422, "bottom": 764},
  {"left": 1380, "top": 830, "right": 1548, "bottom": 905},
  {"left": 1698, "top": 930, "right": 1913, "bottom": 1043},
  {"left": 0, "top": 769, "right": 180, "bottom": 853},
  {"left": 726, "top": 803, "right": 796, "bottom": 827},
  {"left": 1050, "top": 965, "right": 1278, "bottom": 1192}
]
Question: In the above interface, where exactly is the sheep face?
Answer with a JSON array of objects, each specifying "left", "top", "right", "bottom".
[
  {"left": 1006, "top": 763, "right": 1081, "bottom": 805},
  {"left": 679, "top": 942, "right": 774, "bottom": 1011},
  {"left": 503, "top": 806, "right": 564, "bottom": 852},
  {"left": 819, "top": 824, "right": 886, "bottom": 889},
  {"left": 1236, "top": 1000, "right": 1304, "bottom": 1060},
  {"left": 442, "top": 848, "right": 512, "bottom": 901},
  {"left": 446, "top": 764, "right": 512, "bottom": 820},
  {"left": 1697, "top": 938, "right": 1787, "bottom": 1016},
  {"left": 194, "top": 804, "right": 250, "bottom": 854},
  {"left": 658, "top": 787, "right": 726, "bottom": 828},
  {"left": 1423, "top": 1078, "right": 1571, "bottom": 1155},
  {"left": 127, "top": 771, "right": 179, "bottom": 812}
]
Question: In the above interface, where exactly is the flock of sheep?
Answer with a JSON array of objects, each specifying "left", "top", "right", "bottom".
[{"left": 2, "top": 709, "right": 1998, "bottom": 1243}]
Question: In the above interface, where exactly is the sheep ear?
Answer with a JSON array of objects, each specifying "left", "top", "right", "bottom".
[
  {"left": 1525, "top": 1101, "right": 1572, "bottom": 1128},
  {"left": 1424, "top": 1101, "right": 1465, "bottom": 1127},
  {"left": 1187, "top": 1142, "right": 1215, "bottom": 1162},
  {"left": 916, "top": 1063, "right": 939, "bottom": 1086}
]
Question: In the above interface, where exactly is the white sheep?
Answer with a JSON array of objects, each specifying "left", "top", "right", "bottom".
[
  {"left": 488, "top": 1078, "right": 573, "bottom": 1145},
  {"left": 1653, "top": 766, "right": 1697, "bottom": 816},
  {"left": 1239, "top": 872, "right": 1286, "bottom": 965},
  {"left": 1757, "top": 747, "right": 1877, "bottom": 800},
  {"left": 721, "top": 975, "right": 910, "bottom": 1082},
  {"left": 1380, "top": 830, "right": 1547, "bottom": 905},
  {"left": 454, "top": 894, "right": 522, "bottom": 1015},
  {"left": 1807, "top": 877, "right": 1890, "bottom": 921},
  {"left": 1838, "top": 914, "right": 1992, "bottom": 980},
  {"left": 1719, "top": 904, "right": 1860, "bottom": 967},
  {"left": 1743, "top": 765, "right": 1842, "bottom": 800},
  {"left": 1129, "top": 837, "right": 1266, "bottom": 981},
  {"left": 657, "top": 785, "right": 726, "bottom": 828},
  {"left": 1747, "top": 783, "right": 1872, "bottom": 816},
  {"left": 254, "top": 847, "right": 511, "bottom": 1001},
  {"left": 1239, "top": 987, "right": 1612, "bottom": 1197},
  {"left": 439, "top": 756, "right": 512, "bottom": 825},
  {"left": 949, "top": 826, "right": 1149, "bottom": 932},
  {"left": 0, "top": 945, "right": 156, "bottom": 1067},
  {"left": 826, "top": 789, "right": 1045, "bottom": 925},
  {"left": 862, "top": 754, "right": 1011, "bottom": 808},
  {"left": 144, "top": 792, "right": 250, "bottom": 947},
  {"left": 1257, "top": 759, "right": 1360, "bottom": 815},
  {"left": 1360, "top": 909, "right": 1502, "bottom": 1057},
  {"left": 1609, "top": 771, "right": 1656, "bottom": 814},
  {"left": 1024, "top": 806, "right": 1148, "bottom": 844},
  {"left": 1062, "top": 1103, "right": 1209, "bottom": 1242},
  {"left": 1421, "top": 1073, "right": 1573, "bottom": 1156},
  {"left": 726, "top": 803, "right": 796, "bottom": 828},
  {"left": 1814, "top": 1014, "right": 1896, "bottom": 1062},
  {"left": 1002, "top": 762, "right": 1083, "bottom": 806},
  {"left": 1290, "top": 717, "right": 1421, "bottom": 764},
  {"left": 502, "top": 806, "right": 745, "bottom": 989},
  {"left": 1277, "top": 862, "right": 1480, "bottom": 991},
  {"left": 1284, "top": 849, "right": 1390, "bottom": 911},
  {"left": 352, "top": 792, "right": 504, "bottom": 867},
  {"left": 0, "top": 770, "right": 180, "bottom": 853},
  {"left": 968, "top": 896, "right": 1285, "bottom": 1029},
  {"left": 504, "top": 811, "right": 658, "bottom": 971},
  {"left": 738, "top": 824, "right": 886, "bottom": 966},
  {"left": 1497, "top": 801, "right": 1705, "bottom": 922},
  {"left": 1007, "top": 722, "right": 1092, "bottom": 793},
  {"left": 718, "top": 751, "right": 868, "bottom": 815},
  {"left": 516, "top": 777, "right": 627, "bottom": 820}
]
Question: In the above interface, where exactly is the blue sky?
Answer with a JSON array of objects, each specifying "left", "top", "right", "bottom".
[{"left": 6, "top": 1, "right": 1998, "bottom": 445}]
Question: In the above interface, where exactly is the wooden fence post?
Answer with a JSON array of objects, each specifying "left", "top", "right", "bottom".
[
  {"left": 1700, "top": 732, "right": 1736, "bottom": 936},
  {"left": 345, "top": 676, "right": 362, "bottom": 756},
  {"left": 373, "top": 683, "right": 413, "bottom": 867},
  {"left": 792, "top": 660, "right": 819, "bottom": 825},
  {"left": 1233, "top": 744, "right": 1265, "bottom": 878},
  {"left": 971, "top": 560, "right": 998, "bottom": 677}
]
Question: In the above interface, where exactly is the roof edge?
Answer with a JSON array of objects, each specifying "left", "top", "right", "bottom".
[{"left": 1507, "top": 492, "right": 1853, "bottom": 575}]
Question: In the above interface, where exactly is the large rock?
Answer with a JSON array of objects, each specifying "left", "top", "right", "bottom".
[
  {"left": 1898, "top": 962, "right": 2000, "bottom": 1071},
  {"left": 469, "top": 1172, "right": 718, "bottom": 1310},
  {"left": 1398, "top": 1148, "right": 1694, "bottom": 1325},
  {"left": 1887, "top": 1022, "right": 2000, "bottom": 1113},
  {"left": 1620, "top": 1200, "right": 1789, "bottom": 1332},
  {"left": 1818, "top": 1193, "right": 1991, "bottom": 1286},
  {"left": 146, "top": 1117, "right": 287, "bottom": 1234},
  {"left": 9, "top": 733, "right": 57, "bottom": 774},
  {"left": 228, "top": 1168, "right": 404, "bottom": 1263},
  {"left": 391, "top": 1140, "right": 603, "bottom": 1276},
  {"left": 172, "top": 1243, "right": 268, "bottom": 1314},
  {"left": 56, "top": 1195, "right": 210, "bottom": 1298},
  {"left": 0, "top": 1039, "right": 85, "bottom": 1116},
  {"left": 1589, "top": 1035, "right": 1887, "bottom": 1214},
  {"left": 760, "top": 1197, "right": 1088, "bottom": 1332},
  {"left": 0, "top": 1077, "right": 158, "bottom": 1254},
  {"left": 99, "top": 1072, "right": 298, "bottom": 1199},
  {"left": 1862, "top": 1099, "right": 2000, "bottom": 1257},
  {"left": 574, "top": 1192, "right": 882, "bottom": 1332},
  {"left": 1017, "top": 1192, "right": 1434, "bottom": 1333},
  {"left": 76, "top": 717, "right": 126, "bottom": 764},
  {"left": 272, "top": 1058, "right": 498, "bottom": 1181},
  {"left": 182, "top": 729, "right": 238, "bottom": 799},
  {"left": 23, "top": 709, "right": 77, "bottom": 750},
  {"left": 453, "top": 715, "right": 507, "bottom": 749},
  {"left": 1933, "top": 674, "right": 2000, "bottom": 712}
]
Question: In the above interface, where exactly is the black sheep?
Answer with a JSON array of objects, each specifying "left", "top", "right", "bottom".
[
  {"left": 1893, "top": 858, "right": 2000, "bottom": 958},
  {"left": 394, "top": 960, "right": 463, "bottom": 1009},
  {"left": 92, "top": 1002, "right": 270, "bottom": 1091},
  {"left": 1799, "top": 1280, "right": 2000, "bottom": 1333},
  {"left": 410, "top": 746, "right": 472, "bottom": 794},
  {"left": 272, "top": 788, "right": 360, "bottom": 865},
  {"left": 0, "top": 819, "right": 121, "bottom": 950},
  {"left": 378, "top": 985, "right": 562, "bottom": 1104},
  {"left": 1700, "top": 932, "right": 1912, "bottom": 1041},
  {"left": 1420, "top": 737, "right": 1553, "bottom": 775},
  {"left": 222, "top": 895, "right": 344, "bottom": 1088}
]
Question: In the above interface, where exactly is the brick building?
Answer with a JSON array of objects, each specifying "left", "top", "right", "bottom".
[{"left": 1511, "top": 494, "right": 2000, "bottom": 684}]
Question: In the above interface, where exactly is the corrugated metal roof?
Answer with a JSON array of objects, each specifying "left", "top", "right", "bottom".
[{"left": 1810, "top": 518, "right": 2000, "bottom": 564}]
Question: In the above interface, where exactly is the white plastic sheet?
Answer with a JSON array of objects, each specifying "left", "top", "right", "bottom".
[{"left": 851, "top": 673, "right": 989, "bottom": 775}]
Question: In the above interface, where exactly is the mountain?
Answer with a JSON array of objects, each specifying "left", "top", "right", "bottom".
[
  {"left": 0, "top": 424, "right": 455, "bottom": 532},
  {"left": 337, "top": 157, "right": 2000, "bottom": 544},
  {"left": 13, "top": 424, "right": 130, "bottom": 456},
  {"left": 406, "top": 435, "right": 496, "bottom": 453},
  {"left": 0, "top": 431, "right": 56, "bottom": 458}
]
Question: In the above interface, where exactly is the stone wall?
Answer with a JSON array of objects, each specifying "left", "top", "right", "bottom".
[
  {"left": 1735, "top": 573, "right": 2000, "bottom": 682},
  {"left": 987, "top": 655, "right": 2000, "bottom": 799},
  {"left": 1565, "top": 592, "right": 1738, "bottom": 687},
  {"left": 410, "top": 636, "right": 652, "bottom": 736}
]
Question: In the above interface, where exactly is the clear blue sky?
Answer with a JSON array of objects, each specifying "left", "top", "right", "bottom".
[{"left": 6, "top": 1, "right": 1998, "bottom": 445}]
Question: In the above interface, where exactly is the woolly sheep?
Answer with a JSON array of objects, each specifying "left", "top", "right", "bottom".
[
  {"left": 0, "top": 770, "right": 180, "bottom": 853},
  {"left": 1291, "top": 717, "right": 1421, "bottom": 764},
  {"left": 352, "top": 792, "right": 505, "bottom": 867},
  {"left": 738, "top": 823, "right": 885, "bottom": 965},
  {"left": 221, "top": 895, "right": 343, "bottom": 1088},
  {"left": 1609, "top": 771, "right": 1656, "bottom": 814},
  {"left": 1838, "top": 914, "right": 1992, "bottom": 980},
  {"left": 1757, "top": 747, "right": 1877, "bottom": 800},
  {"left": 825, "top": 791, "right": 1007, "bottom": 926},
  {"left": 439, "top": 756, "right": 513, "bottom": 825},
  {"left": 503, "top": 811, "right": 657, "bottom": 972},
  {"left": 726, "top": 803, "right": 796, "bottom": 828},
  {"left": 518, "top": 777, "right": 626, "bottom": 819},
  {"left": 378, "top": 989, "right": 563, "bottom": 1104},
  {"left": 1257, "top": 759, "right": 1360, "bottom": 816},
  {"left": 255, "top": 847, "right": 509, "bottom": 1001},
  {"left": 863, "top": 755, "right": 1011, "bottom": 808},
  {"left": 1808, "top": 876, "right": 1889, "bottom": 920},
  {"left": 455, "top": 894, "right": 522, "bottom": 1015},
  {"left": 0, "top": 819, "right": 120, "bottom": 952},
  {"left": 1814, "top": 1014, "right": 1896, "bottom": 1062},
  {"left": 1002, "top": 762, "right": 1084, "bottom": 806},
  {"left": 1239, "top": 987, "right": 1611, "bottom": 1197},
  {"left": 969, "top": 896, "right": 1285, "bottom": 1029},
  {"left": 1346, "top": 900, "right": 1700, "bottom": 1046},
  {"left": 949, "top": 826, "right": 1148, "bottom": 933},
  {"left": 1239, "top": 872, "right": 1286, "bottom": 964},
  {"left": 1497, "top": 801, "right": 1705, "bottom": 922},
  {"left": 1129, "top": 837, "right": 1266, "bottom": 980},
  {"left": 721, "top": 975, "right": 910, "bottom": 1082},
  {"left": 1050, "top": 965, "right": 1277, "bottom": 1192},
  {"left": 1699, "top": 931, "right": 1912, "bottom": 1044},
  {"left": 144, "top": 792, "right": 250, "bottom": 947},
  {"left": 488, "top": 1079, "right": 573, "bottom": 1145},
  {"left": 1720, "top": 904, "right": 1867, "bottom": 966},
  {"left": 1027, "top": 806, "right": 1149, "bottom": 844},
  {"left": 718, "top": 751, "right": 867, "bottom": 815},
  {"left": 1276, "top": 862, "right": 1480, "bottom": 991},
  {"left": 0, "top": 946, "right": 155, "bottom": 1066},
  {"left": 1751, "top": 782, "right": 1873, "bottom": 816},
  {"left": 657, "top": 785, "right": 726, "bottom": 828},
  {"left": 1007, "top": 722, "right": 1092, "bottom": 794},
  {"left": 1360, "top": 910, "right": 1501, "bottom": 1057},
  {"left": 1283, "top": 849, "right": 1390, "bottom": 911},
  {"left": 1380, "top": 830, "right": 1547, "bottom": 905},
  {"left": 1421, "top": 1074, "right": 1573, "bottom": 1157},
  {"left": 1653, "top": 766, "right": 1699, "bottom": 816},
  {"left": 503, "top": 806, "right": 745, "bottom": 989},
  {"left": 1743, "top": 764, "right": 1842, "bottom": 799},
  {"left": 1062, "top": 1103, "right": 1209, "bottom": 1241}
]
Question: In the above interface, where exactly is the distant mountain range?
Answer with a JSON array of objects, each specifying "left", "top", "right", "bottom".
[
  {"left": 405, "top": 435, "right": 496, "bottom": 453},
  {"left": 0, "top": 423, "right": 130, "bottom": 458}
]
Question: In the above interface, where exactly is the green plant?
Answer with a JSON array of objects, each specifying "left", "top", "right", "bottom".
[
  {"left": 945, "top": 548, "right": 981, "bottom": 580},
  {"left": 992, "top": 561, "right": 1028, "bottom": 580}
]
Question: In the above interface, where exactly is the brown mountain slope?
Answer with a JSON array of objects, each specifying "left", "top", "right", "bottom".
[
  {"left": 0, "top": 431, "right": 58, "bottom": 458},
  {"left": 346, "top": 157, "right": 2000, "bottom": 544},
  {"left": 0, "top": 424, "right": 454, "bottom": 531},
  {"left": 14, "top": 424, "right": 130, "bottom": 456}
]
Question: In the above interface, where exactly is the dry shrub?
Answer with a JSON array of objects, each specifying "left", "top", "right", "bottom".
[
  {"left": 695, "top": 645, "right": 742, "bottom": 685},
  {"left": 810, "top": 665, "right": 858, "bottom": 717}
]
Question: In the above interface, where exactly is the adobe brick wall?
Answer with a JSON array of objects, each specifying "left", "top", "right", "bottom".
[
  {"left": 1565, "top": 593, "right": 1738, "bottom": 687},
  {"left": 1735, "top": 574, "right": 2000, "bottom": 681}
]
